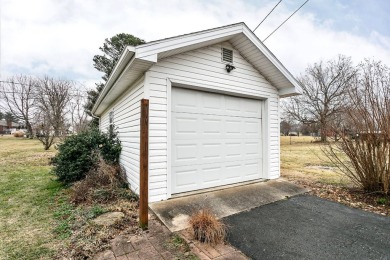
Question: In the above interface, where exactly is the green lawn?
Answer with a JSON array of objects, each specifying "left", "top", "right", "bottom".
[{"left": 0, "top": 135, "right": 62, "bottom": 259}]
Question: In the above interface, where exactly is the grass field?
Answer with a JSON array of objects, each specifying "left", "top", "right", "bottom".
[
  {"left": 0, "top": 135, "right": 62, "bottom": 259},
  {"left": 280, "top": 136, "right": 351, "bottom": 186},
  {"left": 0, "top": 134, "right": 371, "bottom": 259}
]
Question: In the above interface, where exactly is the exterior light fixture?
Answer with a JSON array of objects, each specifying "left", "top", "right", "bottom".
[{"left": 225, "top": 64, "right": 236, "bottom": 73}]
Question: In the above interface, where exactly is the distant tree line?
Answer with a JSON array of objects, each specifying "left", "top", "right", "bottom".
[{"left": 0, "top": 75, "right": 89, "bottom": 149}]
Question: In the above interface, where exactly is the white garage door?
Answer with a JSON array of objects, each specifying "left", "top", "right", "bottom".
[{"left": 171, "top": 87, "right": 263, "bottom": 194}]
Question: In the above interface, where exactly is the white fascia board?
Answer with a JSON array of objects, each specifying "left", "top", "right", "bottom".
[
  {"left": 134, "top": 25, "right": 243, "bottom": 59},
  {"left": 279, "top": 87, "right": 301, "bottom": 98},
  {"left": 135, "top": 53, "right": 158, "bottom": 62},
  {"left": 136, "top": 22, "right": 244, "bottom": 51},
  {"left": 92, "top": 46, "right": 136, "bottom": 114},
  {"left": 241, "top": 25, "right": 302, "bottom": 92}
]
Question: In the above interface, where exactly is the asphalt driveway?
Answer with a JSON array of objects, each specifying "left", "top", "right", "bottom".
[{"left": 225, "top": 195, "right": 390, "bottom": 260}]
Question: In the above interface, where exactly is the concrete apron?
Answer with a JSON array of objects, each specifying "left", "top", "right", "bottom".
[{"left": 150, "top": 178, "right": 309, "bottom": 232}]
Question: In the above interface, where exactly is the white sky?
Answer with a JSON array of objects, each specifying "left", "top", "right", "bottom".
[{"left": 1, "top": 0, "right": 389, "bottom": 91}]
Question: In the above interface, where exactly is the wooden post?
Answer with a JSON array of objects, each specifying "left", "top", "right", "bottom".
[{"left": 139, "top": 99, "right": 149, "bottom": 229}]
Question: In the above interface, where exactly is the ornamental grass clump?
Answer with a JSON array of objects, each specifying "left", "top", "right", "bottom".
[
  {"left": 13, "top": 131, "right": 24, "bottom": 137},
  {"left": 189, "top": 209, "right": 226, "bottom": 245}
]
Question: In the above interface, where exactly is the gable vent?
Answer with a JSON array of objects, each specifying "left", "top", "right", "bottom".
[{"left": 222, "top": 48, "right": 233, "bottom": 63}]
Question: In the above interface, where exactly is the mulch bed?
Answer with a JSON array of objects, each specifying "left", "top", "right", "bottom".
[{"left": 290, "top": 179, "right": 390, "bottom": 217}]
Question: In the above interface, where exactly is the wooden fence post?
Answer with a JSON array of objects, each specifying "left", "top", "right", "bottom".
[{"left": 139, "top": 99, "right": 149, "bottom": 229}]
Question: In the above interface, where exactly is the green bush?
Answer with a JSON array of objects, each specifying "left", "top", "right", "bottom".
[{"left": 52, "top": 128, "right": 121, "bottom": 184}]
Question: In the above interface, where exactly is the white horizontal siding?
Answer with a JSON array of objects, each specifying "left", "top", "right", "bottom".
[
  {"left": 145, "top": 41, "right": 280, "bottom": 202},
  {"left": 99, "top": 113, "right": 110, "bottom": 132},
  {"left": 99, "top": 78, "right": 144, "bottom": 195},
  {"left": 268, "top": 96, "right": 280, "bottom": 179}
]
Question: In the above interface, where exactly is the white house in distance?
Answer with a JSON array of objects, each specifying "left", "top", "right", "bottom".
[{"left": 92, "top": 22, "right": 301, "bottom": 202}]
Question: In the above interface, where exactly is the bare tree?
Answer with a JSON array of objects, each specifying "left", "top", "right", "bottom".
[
  {"left": 68, "top": 88, "right": 89, "bottom": 134},
  {"left": 35, "top": 77, "right": 72, "bottom": 149},
  {"left": 284, "top": 55, "right": 357, "bottom": 142},
  {"left": 0, "top": 75, "right": 37, "bottom": 137},
  {"left": 323, "top": 59, "right": 390, "bottom": 194},
  {"left": 34, "top": 110, "right": 55, "bottom": 150}
]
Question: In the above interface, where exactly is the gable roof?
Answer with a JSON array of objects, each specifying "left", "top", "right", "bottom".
[{"left": 93, "top": 22, "right": 301, "bottom": 116}]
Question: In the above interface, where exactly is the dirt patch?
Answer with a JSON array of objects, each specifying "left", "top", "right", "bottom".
[
  {"left": 92, "top": 212, "right": 125, "bottom": 226},
  {"left": 289, "top": 178, "right": 390, "bottom": 216},
  {"left": 305, "top": 165, "right": 337, "bottom": 171},
  {"left": 55, "top": 199, "right": 140, "bottom": 259}
]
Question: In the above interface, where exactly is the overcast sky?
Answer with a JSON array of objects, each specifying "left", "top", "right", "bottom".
[{"left": 1, "top": 0, "right": 389, "bottom": 90}]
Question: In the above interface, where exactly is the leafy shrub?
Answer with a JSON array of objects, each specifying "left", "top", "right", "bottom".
[
  {"left": 52, "top": 128, "right": 121, "bottom": 184},
  {"left": 377, "top": 197, "right": 388, "bottom": 205},
  {"left": 189, "top": 209, "right": 226, "bottom": 245}
]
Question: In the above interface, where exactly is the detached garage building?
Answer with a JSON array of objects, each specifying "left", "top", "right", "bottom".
[{"left": 92, "top": 22, "right": 300, "bottom": 202}]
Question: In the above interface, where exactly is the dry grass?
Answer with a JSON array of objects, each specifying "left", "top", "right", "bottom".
[
  {"left": 189, "top": 209, "right": 226, "bottom": 245},
  {"left": 280, "top": 136, "right": 351, "bottom": 186},
  {"left": 70, "top": 157, "right": 134, "bottom": 205},
  {"left": 281, "top": 136, "right": 389, "bottom": 216}
]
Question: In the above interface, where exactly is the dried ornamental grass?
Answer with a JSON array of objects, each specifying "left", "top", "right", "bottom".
[
  {"left": 189, "top": 209, "right": 226, "bottom": 245},
  {"left": 70, "top": 157, "right": 134, "bottom": 204},
  {"left": 13, "top": 131, "right": 24, "bottom": 137}
]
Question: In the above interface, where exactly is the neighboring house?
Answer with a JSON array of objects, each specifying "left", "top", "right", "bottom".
[
  {"left": 92, "top": 22, "right": 301, "bottom": 202},
  {"left": 0, "top": 120, "right": 20, "bottom": 134}
]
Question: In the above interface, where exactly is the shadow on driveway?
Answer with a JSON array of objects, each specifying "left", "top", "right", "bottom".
[{"left": 225, "top": 195, "right": 390, "bottom": 260}]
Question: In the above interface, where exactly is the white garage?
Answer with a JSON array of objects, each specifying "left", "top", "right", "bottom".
[
  {"left": 92, "top": 22, "right": 301, "bottom": 202},
  {"left": 172, "top": 87, "right": 263, "bottom": 194}
]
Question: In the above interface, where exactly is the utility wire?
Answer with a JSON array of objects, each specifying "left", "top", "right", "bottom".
[
  {"left": 263, "top": 0, "right": 309, "bottom": 42},
  {"left": 253, "top": 0, "right": 282, "bottom": 33},
  {"left": 0, "top": 80, "right": 90, "bottom": 92}
]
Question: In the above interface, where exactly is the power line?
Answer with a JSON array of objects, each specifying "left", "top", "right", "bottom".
[
  {"left": 0, "top": 80, "right": 91, "bottom": 93},
  {"left": 253, "top": 0, "right": 282, "bottom": 33},
  {"left": 263, "top": 0, "right": 309, "bottom": 42}
]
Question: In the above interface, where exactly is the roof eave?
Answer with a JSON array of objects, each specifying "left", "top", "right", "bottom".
[
  {"left": 279, "top": 86, "right": 301, "bottom": 98},
  {"left": 241, "top": 25, "right": 302, "bottom": 93},
  {"left": 92, "top": 46, "right": 136, "bottom": 115}
]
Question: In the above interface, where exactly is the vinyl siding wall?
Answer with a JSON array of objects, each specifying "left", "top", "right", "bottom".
[
  {"left": 99, "top": 78, "right": 144, "bottom": 194},
  {"left": 145, "top": 41, "right": 280, "bottom": 202}
]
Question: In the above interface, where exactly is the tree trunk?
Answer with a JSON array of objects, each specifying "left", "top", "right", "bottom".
[
  {"left": 320, "top": 122, "right": 327, "bottom": 142},
  {"left": 26, "top": 122, "right": 33, "bottom": 139}
]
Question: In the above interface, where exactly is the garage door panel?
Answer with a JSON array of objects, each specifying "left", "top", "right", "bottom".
[
  {"left": 173, "top": 115, "right": 198, "bottom": 136},
  {"left": 173, "top": 166, "right": 199, "bottom": 192},
  {"left": 242, "top": 161, "right": 262, "bottom": 181},
  {"left": 225, "top": 119, "right": 242, "bottom": 135},
  {"left": 245, "top": 121, "right": 261, "bottom": 134},
  {"left": 174, "top": 143, "right": 198, "bottom": 164},
  {"left": 242, "top": 99, "right": 262, "bottom": 118},
  {"left": 244, "top": 141, "right": 262, "bottom": 159},
  {"left": 202, "top": 116, "right": 223, "bottom": 136},
  {"left": 225, "top": 141, "right": 242, "bottom": 160},
  {"left": 172, "top": 88, "right": 199, "bottom": 113},
  {"left": 202, "top": 142, "right": 223, "bottom": 160},
  {"left": 225, "top": 163, "right": 242, "bottom": 181},
  {"left": 201, "top": 93, "right": 224, "bottom": 114},
  {"left": 172, "top": 138, "right": 261, "bottom": 167},
  {"left": 172, "top": 87, "right": 263, "bottom": 194},
  {"left": 172, "top": 88, "right": 262, "bottom": 118},
  {"left": 202, "top": 166, "right": 223, "bottom": 185}
]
